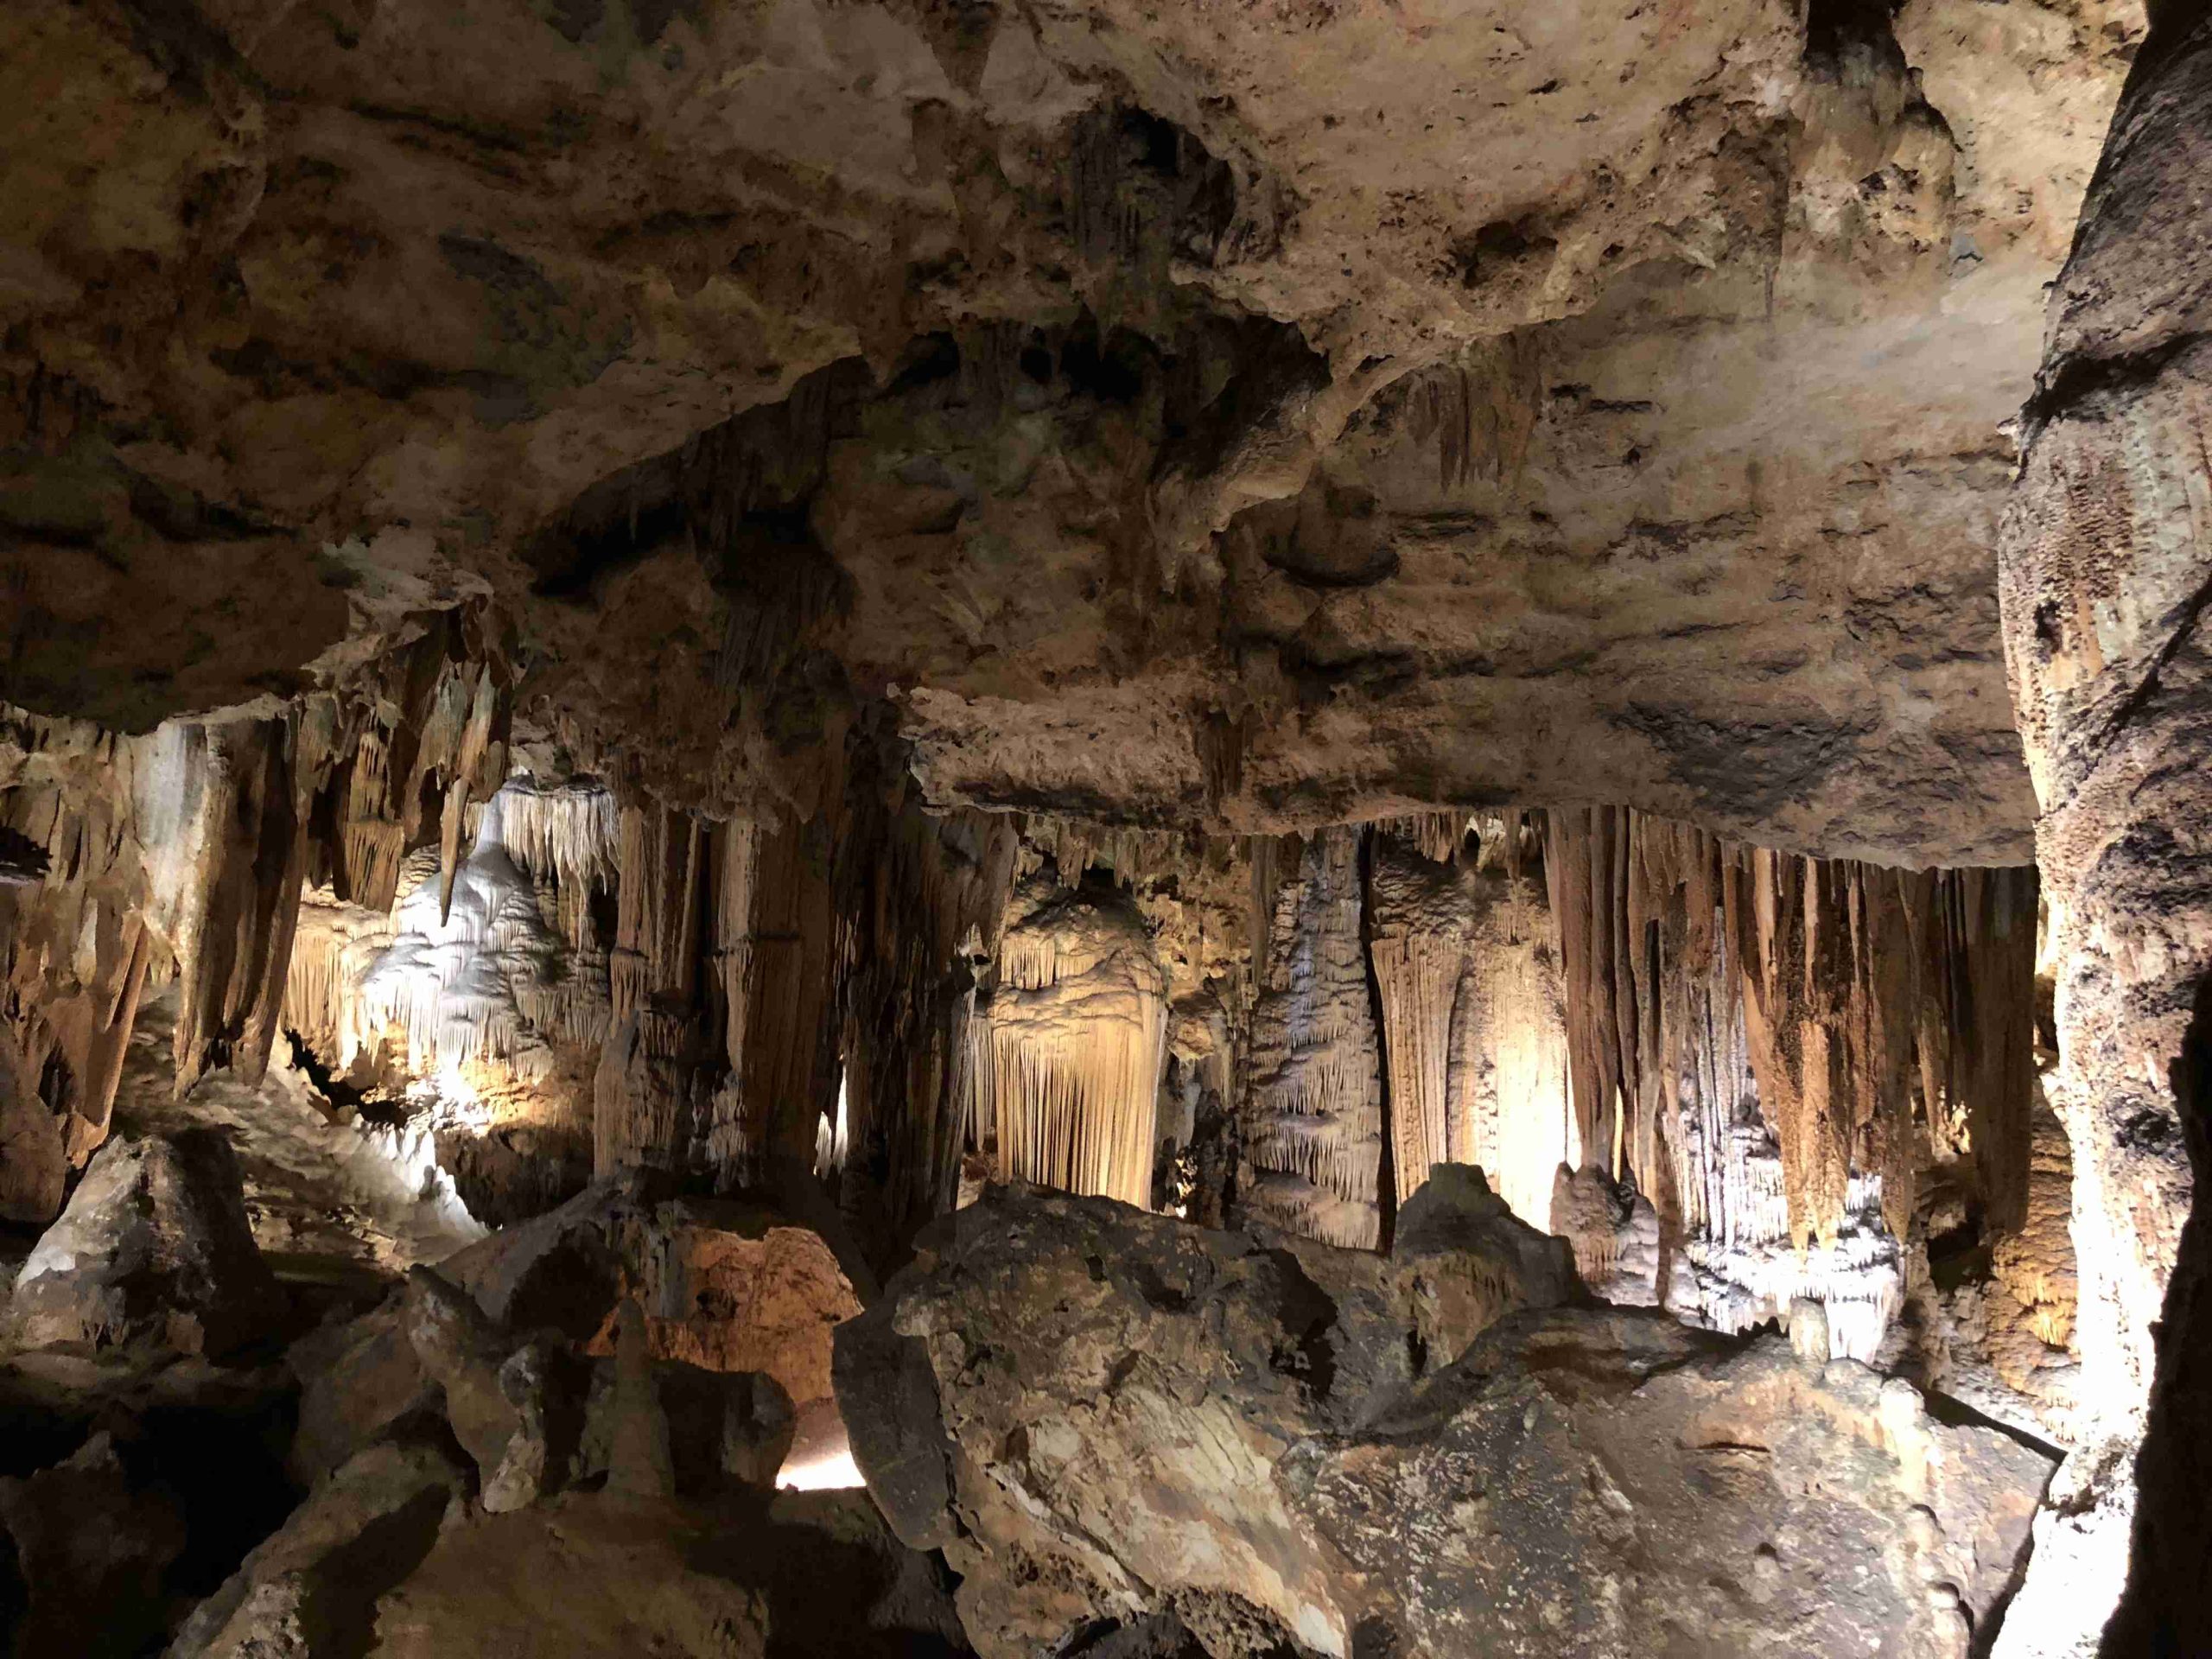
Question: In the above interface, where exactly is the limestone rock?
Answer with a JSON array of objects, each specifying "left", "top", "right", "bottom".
[
  {"left": 168, "top": 1440, "right": 466, "bottom": 1659},
  {"left": 9, "top": 1131, "right": 282, "bottom": 1357},
  {"left": 288, "top": 1295, "right": 435, "bottom": 1485},
  {"left": 0, "top": 1430, "right": 185, "bottom": 1659},
  {"left": 401, "top": 1266, "right": 527, "bottom": 1491},
  {"left": 446, "top": 1178, "right": 867, "bottom": 1413},
  {"left": 365, "top": 1494, "right": 770, "bottom": 1659},
  {"left": 1392, "top": 1163, "right": 1577, "bottom": 1369},
  {"left": 0, "top": 1028, "right": 65, "bottom": 1226},
  {"left": 1548, "top": 1164, "right": 1662, "bottom": 1308},
  {"left": 839, "top": 1187, "right": 2054, "bottom": 1658}
]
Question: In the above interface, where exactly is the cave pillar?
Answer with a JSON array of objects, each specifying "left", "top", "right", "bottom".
[{"left": 1997, "top": 13, "right": 2212, "bottom": 1649}]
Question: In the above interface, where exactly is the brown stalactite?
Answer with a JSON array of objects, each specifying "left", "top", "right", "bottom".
[
  {"left": 1543, "top": 807, "right": 2037, "bottom": 1256},
  {"left": 836, "top": 793, "right": 1020, "bottom": 1253}
]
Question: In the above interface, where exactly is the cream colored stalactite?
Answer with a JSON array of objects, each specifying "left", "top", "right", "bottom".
[
  {"left": 1452, "top": 870, "right": 1576, "bottom": 1230},
  {"left": 701, "top": 817, "right": 761, "bottom": 1178},
  {"left": 496, "top": 778, "right": 620, "bottom": 952},
  {"left": 1368, "top": 832, "right": 1478, "bottom": 1210},
  {"left": 978, "top": 879, "right": 1169, "bottom": 1209},
  {"left": 1243, "top": 829, "right": 1382, "bottom": 1248}
]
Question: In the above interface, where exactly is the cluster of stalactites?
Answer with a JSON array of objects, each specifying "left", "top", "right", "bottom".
[
  {"left": 280, "top": 780, "right": 617, "bottom": 1090},
  {"left": 0, "top": 606, "right": 512, "bottom": 1221},
  {"left": 969, "top": 874, "right": 1169, "bottom": 1210},
  {"left": 1541, "top": 806, "right": 2037, "bottom": 1253}
]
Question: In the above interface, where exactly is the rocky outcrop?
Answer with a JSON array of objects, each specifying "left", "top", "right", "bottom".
[
  {"left": 836, "top": 1185, "right": 2050, "bottom": 1657},
  {"left": 8, "top": 1130, "right": 281, "bottom": 1357}
]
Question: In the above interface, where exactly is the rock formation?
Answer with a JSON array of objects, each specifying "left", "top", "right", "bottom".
[
  {"left": 3, "top": 0, "right": 2208, "bottom": 1648},
  {"left": 838, "top": 1183, "right": 2051, "bottom": 1658}
]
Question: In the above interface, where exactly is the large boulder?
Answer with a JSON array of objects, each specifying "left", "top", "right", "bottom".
[
  {"left": 836, "top": 1186, "right": 2056, "bottom": 1658},
  {"left": 8, "top": 1131, "right": 282, "bottom": 1357},
  {"left": 168, "top": 1440, "right": 467, "bottom": 1659}
]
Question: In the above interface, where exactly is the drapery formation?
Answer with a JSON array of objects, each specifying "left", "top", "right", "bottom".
[
  {"left": 838, "top": 794, "right": 1020, "bottom": 1249},
  {"left": 590, "top": 799, "right": 842, "bottom": 1191},
  {"left": 1541, "top": 808, "right": 2037, "bottom": 1254},
  {"left": 970, "top": 875, "right": 1170, "bottom": 1210},
  {"left": 1244, "top": 829, "right": 1385, "bottom": 1247}
]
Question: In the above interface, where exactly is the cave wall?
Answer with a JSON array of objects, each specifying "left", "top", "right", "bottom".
[{"left": 1997, "top": 9, "right": 2212, "bottom": 1648}]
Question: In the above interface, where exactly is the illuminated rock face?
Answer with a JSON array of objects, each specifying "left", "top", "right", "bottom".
[
  {"left": 1993, "top": 13, "right": 2212, "bottom": 1649},
  {"left": 837, "top": 1185, "right": 2051, "bottom": 1659},
  {"left": 3, "top": 0, "right": 2209, "bottom": 1652}
]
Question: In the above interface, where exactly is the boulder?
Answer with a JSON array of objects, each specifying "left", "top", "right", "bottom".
[
  {"left": 0, "top": 1430, "right": 185, "bottom": 1658},
  {"left": 1394, "top": 1163, "right": 1577, "bottom": 1368},
  {"left": 0, "top": 1030, "right": 65, "bottom": 1226},
  {"left": 364, "top": 1493, "right": 769, "bottom": 1659},
  {"left": 838, "top": 1186, "right": 2056, "bottom": 1659},
  {"left": 168, "top": 1440, "right": 465, "bottom": 1659},
  {"left": 9, "top": 1131, "right": 282, "bottom": 1357},
  {"left": 287, "top": 1296, "right": 435, "bottom": 1484}
]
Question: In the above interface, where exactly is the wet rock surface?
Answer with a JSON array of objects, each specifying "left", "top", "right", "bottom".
[{"left": 839, "top": 1185, "right": 2054, "bottom": 1657}]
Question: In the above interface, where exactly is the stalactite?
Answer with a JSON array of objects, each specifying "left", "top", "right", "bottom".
[
  {"left": 283, "top": 783, "right": 614, "bottom": 1089},
  {"left": 732, "top": 807, "right": 843, "bottom": 1183},
  {"left": 1452, "top": 860, "right": 1575, "bottom": 1229},
  {"left": 588, "top": 792, "right": 843, "bottom": 1193},
  {"left": 1243, "top": 828, "right": 1382, "bottom": 1247},
  {"left": 0, "top": 602, "right": 516, "bottom": 1220},
  {"left": 973, "top": 874, "right": 1169, "bottom": 1210},
  {"left": 1369, "top": 830, "right": 1474, "bottom": 1209},
  {"left": 1541, "top": 805, "right": 2039, "bottom": 1293}
]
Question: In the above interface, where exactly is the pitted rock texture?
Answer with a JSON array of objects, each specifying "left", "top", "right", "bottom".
[
  {"left": 1996, "top": 9, "right": 2212, "bottom": 1652},
  {"left": 836, "top": 1185, "right": 2051, "bottom": 1657}
]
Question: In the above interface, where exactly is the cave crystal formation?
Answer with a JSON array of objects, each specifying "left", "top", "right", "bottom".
[{"left": 3, "top": 0, "right": 2210, "bottom": 1652}]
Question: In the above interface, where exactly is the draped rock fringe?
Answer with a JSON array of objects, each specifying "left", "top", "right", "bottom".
[
  {"left": 1401, "top": 335, "right": 1544, "bottom": 492},
  {"left": 591, "top": 794, "right": 842, "bottom": 1192},
  {"left": 1540, "top": 806, "right": 2038, "bottom": 1255},
  {"left": 0, "top": 605, "right": 510, "bottom": 1194},
  {"left": 1369, "top": 827, "right": 1575, "bottom": 1226},
  {"left": 1244, "top": 828, "right": 1382, "bottom": 1249},
  {"left": 971, "top": 877, "right": 1168, "bottom": 1210},
  {"left": 496, "top": 780, "right": 620, "bottom": 929}
]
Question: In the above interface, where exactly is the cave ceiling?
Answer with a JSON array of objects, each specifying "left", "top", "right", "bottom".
[{"left": 0, "top": 0, "right": 2146, "bottom": 861}]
